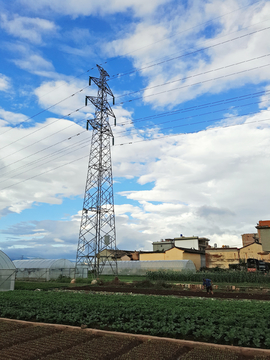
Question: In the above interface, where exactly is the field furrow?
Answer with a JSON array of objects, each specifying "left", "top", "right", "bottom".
[
  {"left": 42, "top": 335, "right": 142, "bottom": 360},
  {"left": 115, "top": 339, "right": 190, "bottom": 360},
  {"left": 0, "top": 325, "right": 61, "bottom": 350},
  {"left": 0, "top": 328, "right": 96, "bottom": 359},
  {"left": 0, "top": 320, "right": 31, "bottom": 333}
]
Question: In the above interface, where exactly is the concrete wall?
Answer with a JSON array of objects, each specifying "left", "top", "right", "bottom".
[
  {"left": 242, "top": 233, "right": 258, "bottom": 247},
  {"left": 239, "top": 242, "right": 270, "bottom": 261},
  {"left": 152, "top": 241, "right": 174, "bottom": 251},
  {"left": 205, "top": 248, "right": 239, "bottom": 269},
  {"left": 140, "top": 252, "right": 166, "bottom": 261},
  {"left": 174, "top": 239, "right": 199, "bottom": 250},
  {"left": 260, "top": 228, "right": 270, "bottom": 252},
  {"left": 182, "top": 252, "right": 201, "bottom": 270},
  {"left": 140, "top": 247, "right": 202, "bottom": 271}
]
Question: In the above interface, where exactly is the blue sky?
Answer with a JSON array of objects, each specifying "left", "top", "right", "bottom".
[{"left": 1, "top": 0, "right": 270, "bottom": 260}]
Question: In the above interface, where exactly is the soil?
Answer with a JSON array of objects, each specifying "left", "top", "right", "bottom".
[
  {"left": 1, "top": 319, "right": 270, "bottom": 359},
  {"left": 66, "top": 284, "right": 270, "bottom": 300}
]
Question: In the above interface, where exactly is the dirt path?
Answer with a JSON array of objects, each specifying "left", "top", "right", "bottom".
[{"left": 67, "top": 285, "right": 270, "bottom": 300}]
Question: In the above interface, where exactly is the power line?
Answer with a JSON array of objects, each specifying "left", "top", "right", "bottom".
[
  {"left": 0, "top": 138, "right": 91, "bottom": 185},
  {"left": 0, "top": 100, "right": 267, "bottom": 180},
  {"left": 115, "top": 117, "right": 270, "bottom": 146},
  {"left": 0, "top": 106, "right": 86, "bottom": 155},
  {"left": 0, "top": 12, "right": 267, "bottom": 149},
  {"left": 104, "top": 0, "right": 264, "bottom": 73},
  {"left": 0, "top": 130, "right": 89, "bottom": 175},
  {"left": 2, "top": 58, "right": 266, "bottom": 157},
  {"left": 117, "top": 62, "right": 270, "bottom": 105},
  {"left": 114, "top": 53, "right": 270, "bottom": 100},
  {"left": 110, "top": 25, "right": 270, "bottom": 82},
  {"left": 0, "top": 4, "right": 266, "bottom": 147},
  {"left": 0, "top": 86, "right": 88, "bottom": 138},
  {"left": 1, "top": 115, "right": 269, "bottom": 192},
  {"left": 117, "top": 89, "right": 270, "bottom": 126},
  {"left": 0, "top": 154, "right": 89, "bottom": 191},
  {"left": 1, "top": 88, "right": 269, "bottom": 171},
  {"left": 114, "top": 98, "right": 270, "bottom": 137}
]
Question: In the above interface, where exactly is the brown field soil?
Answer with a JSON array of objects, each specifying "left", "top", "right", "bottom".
[
  {"left": 1, "top": 319, "right": 270, "bottom": 360},
  {"left": 66, "top": 285, "right": 270, "bottom": 300}
]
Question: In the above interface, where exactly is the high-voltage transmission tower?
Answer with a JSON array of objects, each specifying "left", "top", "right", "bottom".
[{"left": 75, "top": 65, "right": 118, "bottom": 277}]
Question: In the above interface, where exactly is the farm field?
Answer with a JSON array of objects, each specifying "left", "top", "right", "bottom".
[
  {"left": 70, "top": 283, "right": 270, "bottom": 301},
  {"left": 1, "top": 290, "right": 270, "bottom": 348},
  {"left": 0, "top": 319, "right": 269, "bottom": 360}
]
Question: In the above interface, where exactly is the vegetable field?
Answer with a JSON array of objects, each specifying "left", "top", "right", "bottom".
[{"left": 1, "top": 291, "right": 270, "bottom": 349}]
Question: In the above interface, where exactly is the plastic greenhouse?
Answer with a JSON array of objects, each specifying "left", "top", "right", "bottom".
[
  {"left": 102, "top": 259, "right": 196, "bottom": 275},
  {"left": 0, "top": 250, "right": 16, "bottom": 291},
  {"left": 13, "top": 259, "right": 88, "bottom": 281}
]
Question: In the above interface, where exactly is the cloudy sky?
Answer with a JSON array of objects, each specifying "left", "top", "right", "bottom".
[{"left": 0, "top": 0, "right": 270, "bottom": 261}]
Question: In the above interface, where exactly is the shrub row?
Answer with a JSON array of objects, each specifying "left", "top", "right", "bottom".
[{"left": 146, "top": 270, "right": 270, "bottom": 283}]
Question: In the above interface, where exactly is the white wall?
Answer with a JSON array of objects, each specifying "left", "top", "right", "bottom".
[{"left": 174, "top": 239, "right": 199, "bottom": 250}]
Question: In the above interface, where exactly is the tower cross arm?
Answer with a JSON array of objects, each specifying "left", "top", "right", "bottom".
[
  {"left": 89, "top": 77, "right": 115, "bottom": 103},
  {"left": 85, "top": 96, "right": 116, "bottom": 120}
]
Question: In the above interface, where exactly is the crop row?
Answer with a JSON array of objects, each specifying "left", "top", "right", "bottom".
[
  {"left": 1, "top": 291, "right": 270, "bottom": 348},
  {"left": 146, "top": 270, "right": 270, "bottom": 283}
]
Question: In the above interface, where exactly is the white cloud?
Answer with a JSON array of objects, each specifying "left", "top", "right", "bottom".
[
  {"left": 0, "top": 109, "right": 269, "bottom": 256},
  {"left": 112, "top": 112, "right": 270, "bottom": 248},
  {"left": 13, "top": 53, "right": 55, "bottom": 76},
  {"left": 0, "top": 117, "right": 90, "bottom": 215},
  {"left": 5, "top": 42, "right": 56, "bottom": 77},
  {"left": 0, "top": 13, "right": 57, "bottom": 44},
  {"left": 259, "top": 85, "right": 270, "bottom": 109},
  {"left": 0, "top": 218, "right": 80, "bottom": 259},
  {"left": 106, "top": 0, "right": 270, "bottom": 108},
  {"left": 0, "top": 74, "right": 11, "bottom": 92},
  {"left": 34, "top": 79, "right": 95, "bottom": 118},
  {"left": 0, "top": 108, "right": 29, "bottom": 127},
  {"left": 18, "top": 0, "right": 171, "bottom": 18}
]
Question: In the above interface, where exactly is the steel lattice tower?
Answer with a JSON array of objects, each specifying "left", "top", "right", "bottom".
[{"left": 75, "top": 65, "right": 117, "bottom": 277}]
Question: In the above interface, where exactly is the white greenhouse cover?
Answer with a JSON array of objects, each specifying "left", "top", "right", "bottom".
[
  {"left": 102, "top": 259, "right": 196, "bottom": 275},
  {"left": 0, "top": 251, "right": 16, "bottom": 270},
  {"left": 13, "top": 259, "right": 75, "bottom": 269},
  {"left": 0, "top": 250, "right": 16, "bottom": 291}
]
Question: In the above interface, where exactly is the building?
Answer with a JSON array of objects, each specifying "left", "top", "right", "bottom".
[
  {"left": 152, "top": 239, "right": 174, "bottom": 252},
  {"left": 153, "top": 236, "right": 209, "bottom": 252},
  {"left": 256, "top": 220, "right": 270, "bottom": 252},
  {"left": 174, "top": 236, "right": 209, "bottom": 251},
  {"left": 205, "top": 247, "right": 239, "bottom": 269},
  {"left": 239, "top": 242, "right": 270, "bottom": 262},
  {"left": 140, "top": 246, "right": 205, "bottom": 270},
  {"left": 206, "top": 241, "right": 270, "bottom": 269},
  {"left": 241, "top": 233, "right": 259, "bottom": 247},
  {"left": 98, "top": 249, "right": 139, "bottom": 262}
]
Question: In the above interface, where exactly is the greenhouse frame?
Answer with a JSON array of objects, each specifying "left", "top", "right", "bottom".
[
  {"left": 102, "top": 259, "right": 196, "bottom": 275},
  {"left": 13, "top": 259, "right": 88, "bottom": 281},
  {"left": 0, "top": 250, "right": 16, "bottom": 291}
]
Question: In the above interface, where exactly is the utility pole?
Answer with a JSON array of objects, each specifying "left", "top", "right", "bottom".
[{"left": 75, "top": 65, "right": 117, "bottom": 278}]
